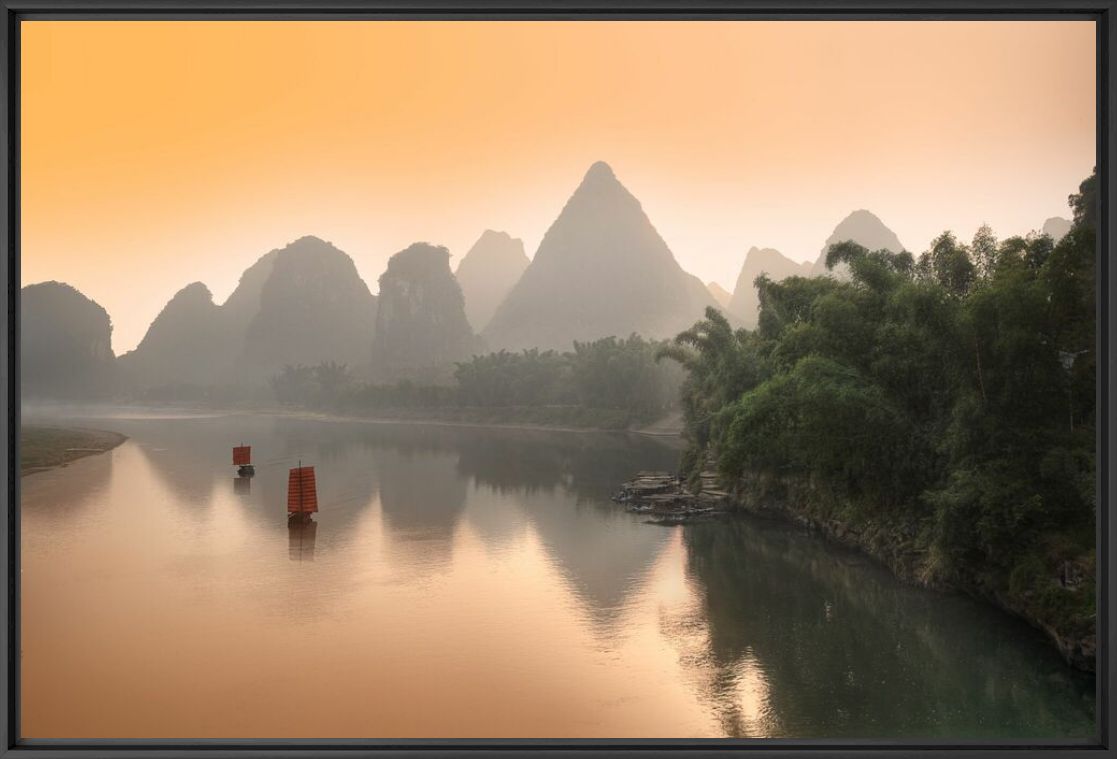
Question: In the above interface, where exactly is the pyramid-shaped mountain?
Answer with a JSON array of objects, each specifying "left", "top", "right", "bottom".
[
  {"left": 454, "top": 230, "right": 529, "bottom": 333},
  {"left": 810, "top": 210, "right": 905, "bottom": 278},
  {"left": 483, "top": 162, "right": 715, "bottom": 351},
  {"left": 729, "top": 247, "right": 813, "bottom": 328}
]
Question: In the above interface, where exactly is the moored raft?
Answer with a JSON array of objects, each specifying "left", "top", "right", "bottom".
[{"left": 613, "top": 469, "right": 728, "bottom": 524}]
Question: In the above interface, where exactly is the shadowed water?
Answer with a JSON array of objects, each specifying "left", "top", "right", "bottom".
[{"left": 20, "top": 413, "right": 1095, "bottom": 739}]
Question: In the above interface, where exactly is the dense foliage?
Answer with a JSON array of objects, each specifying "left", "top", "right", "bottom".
[
  {"left": 663, "top": 171, "right": 1098, "bottom": 649},
  {"left": 271, "top": 334, "right": 684, "bottom": 425}
]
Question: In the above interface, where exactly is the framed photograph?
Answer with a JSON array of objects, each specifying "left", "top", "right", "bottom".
[{"left": 2, "top": 1, "right": 1113, "bottom": 757}]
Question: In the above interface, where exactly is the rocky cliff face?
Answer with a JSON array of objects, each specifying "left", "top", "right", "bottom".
[
  {"left": 454, "top": 230, "right": 529, "bottom": 333},
  {"left": 728, "top": 247, "right": 813, "bottom": 328},
  {"left": 21, "top": 281, "right": 115, "bottom": 399},
  {"left": 483, "top": 162, "right": 716, "bottom": 351},
  {"left": 810, "top": 210, "right": 905, "bottom": 279},
  {"left": 372, "top": 242, "right": 480, "bottom": 380}
]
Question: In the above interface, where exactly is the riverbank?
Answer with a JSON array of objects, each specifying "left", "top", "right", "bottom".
[
  {"left": 615, "top": 464, "right": 1095, "bottom": 671},
  {"left": 20, "top": 425, "right": 128, "bottom": 476},
  {"left": 250, "top": 405, "right": 684, "bottom": 437},
  {"left": 722, "top": 472, "right": 1096, "bottom": 673},
  {"left": 23, "top": 400, "right": 684, "bottom": 437}
]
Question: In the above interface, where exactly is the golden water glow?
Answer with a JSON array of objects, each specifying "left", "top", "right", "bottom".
[
  {"left": 20, "top": 415, "right": 1095, "bottom": 738},
  {"left": 21, "top": 21, "right": 1095, "bottom": 352}
]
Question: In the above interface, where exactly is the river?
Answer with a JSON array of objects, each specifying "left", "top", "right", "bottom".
[{"left": 19, "top": 412, "right": 1095, "bottom": 740}]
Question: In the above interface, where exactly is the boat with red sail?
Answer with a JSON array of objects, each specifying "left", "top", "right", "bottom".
[
  {"left": 233, "top": 445, "right": 254, "bottom": 477},
  {"left": 288, "top": 463, "right": 318, "bottom": 523}
]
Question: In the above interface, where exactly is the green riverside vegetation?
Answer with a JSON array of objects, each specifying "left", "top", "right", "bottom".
[
  {"left": 269, "top": 334, "right": 685, "bottom": 429},
  {"left": 660, "top": 171, "right": 1098, "bottom": 670}
]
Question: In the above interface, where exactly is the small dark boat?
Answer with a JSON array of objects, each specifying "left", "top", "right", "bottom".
[
  {"left": 233, "top": 445, "right": 255, "bottom": 477},
  {"left": 288, "top": 464, "right": 318, "bottom": 523}
]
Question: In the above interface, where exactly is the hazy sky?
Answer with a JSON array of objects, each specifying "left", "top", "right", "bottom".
[{"left": 22, "top": 20, "right": 1095, "bottom": 354}]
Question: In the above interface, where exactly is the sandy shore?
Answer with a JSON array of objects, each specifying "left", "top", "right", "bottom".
[{"left": 20, "top": 425, "right": 128, "bottom": 476}]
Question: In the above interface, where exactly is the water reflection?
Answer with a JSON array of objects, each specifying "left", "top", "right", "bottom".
[
  {"left": 678, "top": 516, "right": 1096, "bottom": 738},
  {"left": 19, "top": 435, "right": 116, "bottom": 520},
  {"left": 288, "top": 518, "right": 317, "bottom": 562},
  {"left": 376, "top": 448, "right": 468, "bottom": 575},
  {"left": 517, "top": 486, "right": 671, "bottom": 631},
  {"left": 456, "top": 428, "right": 683, "bottom": 500},
  {"left": 124, "top": 420, "right": 230, "bottom": 509},
  {"left": 19, "top": 412, "right": 1095, "bottom": 739}
]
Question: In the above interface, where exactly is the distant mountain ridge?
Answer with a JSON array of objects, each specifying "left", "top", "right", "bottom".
[
  {"left": 455, "top": 230, "right": 529, "bottom": 333},
  {"left": 1042, "top": 217, "right": 1072, "bottom": 242},
  {"left": 706, "top": 281, "right": 732, "bottom": 309},
  {"left": 120, "top": 236, "right": 377, "bottom": 389},
  {"left": 728, "top": 247, "right": 813, "bottom": 328},
  {"left": 373, "top": 242, "right": 480, "bottom": 381},
  {"left": 22, "top": 171, "right": 993, "bottom": 399},
  {"left": 22, "top": 281, "right": 116, "bottom": 399},
  {"left": 242, "top": 236, "right": 377, "bottom": 375},
  {"left": 483, "top": 161, "right": 717, "bottom": 351},
  {"left": 117, "top": 281, "right": 226, "bottom": 388},
  {"left": 810, "top": 209, "right": 905, "bottom": 278}
]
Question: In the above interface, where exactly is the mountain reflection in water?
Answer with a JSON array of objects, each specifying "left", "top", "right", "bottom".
[{"left": 19, "top": 414, "right": 1094, "bottom": 739}]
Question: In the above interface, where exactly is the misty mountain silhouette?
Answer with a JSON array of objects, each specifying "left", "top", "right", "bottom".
[
  {"left": 706, "top": 281, "right": 732, "bottom": 309},
  {"left": 221, "top": 248, "right": 280, "bottom": 332},
  {"left": 455, "top": 230, "right": 529, "bottom": 333},
  {"left": 242, "top": 236, "right": 377, "bottom": 376},
  {"left": 21, "top": 281, "right": 116, "bottom": 399},
  {"left": 117, "top": 281, "right": 227, "bottom": 388},
  {"left": 810, "top": 210, "right": 905, "bottom": 278},
  {"left": 728, "top": 247, "right": 813, "bottom": 328},
  {"left": 1042, "top": 216, "right": 1072, "bottom": 243},
  {"left": 25, "top": 185, "right": 932, "bottom": 398},
  {"left": 372, "top": 242, "right": 480, "bottom": 381},
  {"left": 482, "top": 161, "right": 717, "bottom": 351},
  {"left": 120, "top": 236, "right": 376, "bottom": 389}
]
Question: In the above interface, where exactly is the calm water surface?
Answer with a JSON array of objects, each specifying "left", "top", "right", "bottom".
[{"left": 20, "top": 413, "right": 1095, "bottom": 739}]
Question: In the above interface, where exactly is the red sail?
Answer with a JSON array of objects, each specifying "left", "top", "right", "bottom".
[
  {"left": 287, "top": 466, "right": 318, "bottom": 514},
  {"left": 233, "top": 446, "right": 252, "bottom": 466}
]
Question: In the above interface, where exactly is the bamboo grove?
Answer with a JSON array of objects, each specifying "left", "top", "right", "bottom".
[{"left": 660, "top": 171, "right": 1098, "bottom": 653}]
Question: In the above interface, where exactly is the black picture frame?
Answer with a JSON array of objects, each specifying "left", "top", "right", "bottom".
[{"left": 1, "top": 2, "right": 1113, "bottom": 756}]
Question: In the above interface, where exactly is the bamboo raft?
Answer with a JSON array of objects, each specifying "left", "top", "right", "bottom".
[{"left": 612, "top": 470, "right": 729, "bottom": 524}]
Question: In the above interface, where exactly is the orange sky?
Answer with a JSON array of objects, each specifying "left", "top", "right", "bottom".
[{"left": 21, "top": 20, "right": 1096, "bottom": 354}]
